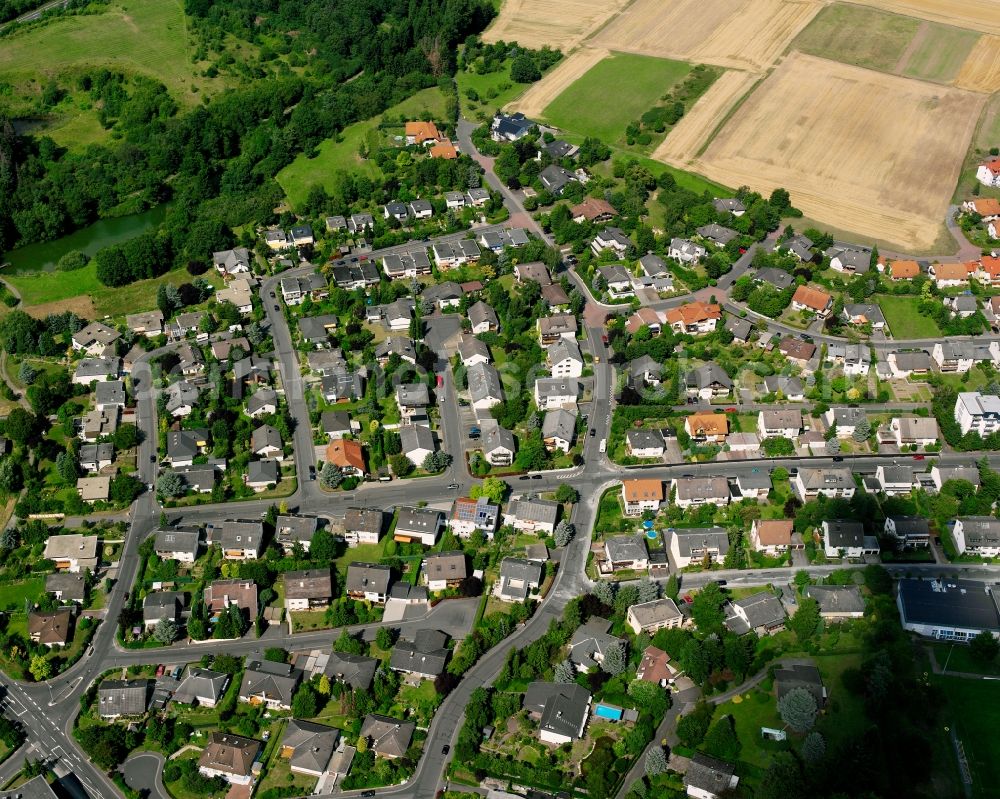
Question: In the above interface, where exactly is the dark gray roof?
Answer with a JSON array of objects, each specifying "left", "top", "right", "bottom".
[
  {"left": 218, "top": 520, "right": 264, "bottom": 551},
  {"left": 344, "top": 508, "right": 383, "bottom": 537},
  {"left": 498, "top": 557, "right": 544, "bottom": 600},
  {"left": 733, "top": 592, "right": 785, "bottom": 630},
  {"left": 696, "top": 224, "right": 738, "bottom": 245},
  {"left": 523, "top": 682, "right": 591, "bottom": 740},
  {"left": 898, "top": 579, "right": 1000, "bottom": 633},
  {"left": 325, "top": 651, "right": 378, "bottom": 690},
  {"left": 774, "top": 663, "right": 825, "bottom": 704},
  {"left": 805, "top": 584, "right": 865, "bottom": 614},
  {"left": 240, "top": 658, "right": 302, "bottom": 706},
  {"left": 825, "top": 520, "right": 864, "bottom": 548},
  {"left": 173, "top": 668, "right": 229, "bottom": 706},
  {"left": 345, "top": 563, "right": 391, "bottom": 594},
  {"left": 282, "top": 719, "right": 339, "bottom": 774},
  {"left": 154, "top": 527, "right": 200, "bottom": 558},
  {"left": 725, "top": 316, "right": 752, "bottom": 340},
  {"left": 670, "top": 527, "right": 730, "bottom": 558},
  {"left": 98, "top": 679, "right": 149, "bottom": 717},
  {"left": 568, "top": 617, "right": 622, "bottom": 670},
  {"left": 888, "top": 516, "right": 930, "bottom": 537},
  {"left": 605, "top": 535, "right": 648, "bottom": 563},
  {"left": 957, "top": 516, "right": 1000, "bottom": 547},
  {"left": 506, "top": 498, "right": 559, "bottom": 526},
  {"left": 142, "top": 591, "right": 183, "bottom": 624},
  {"left": 284, "top": 569, "right": 333, "bottom": 600},
  {"left": 276, "top": 514, "right": 318, "bottom": 547},
  {"left": 389, "top": 629, "right": 450, "bottom": 675},
  {"left": 45, "top": 572, "right": 86, "bottom": 601},
  {"left": 625, "top": 428, "right": 665, "bottom": 450},
  {"left": 360, "top": 714, "right": 415, "bottom": 757},
  {"left": 0, "top": 775, "right": 59, "bottom": 799},
  {"left": 247, "top": 459, "right": 279, "bottom": 485},
  {"left": 829, "top": 407, "right": 867, "bottom": 427},
  {"left": 686, "top": 363, "right": 732, "bottom": 390},
  {"left": 685, "top": 754, "right": 737, "bottom": 795},
  {"left": 396, "top": 506, "right": 443, "bottom": 534},
  {"left": 753, "top": 267, "right": 794, "bottom": 290}
]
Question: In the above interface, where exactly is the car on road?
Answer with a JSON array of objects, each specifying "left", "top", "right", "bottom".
[
  {"left": 447, "top": 483, "right": 459, "bottom": 490},
  {"left": 802, "top": 334, "right": 814, "bottom": 343},
  {"left": 913, "top": 454, "right": 925, "bottom": 460},
  {"left": 309, "top": 465, "right": 316, "bottom": 480},
  {"left": 531, "top": 474, "right": 542, "bottom": 480},
  {"left": 832, "top": 456, "right": 844, "bottom": 462},
  {"left": 724, "top": 407, "right": 737, "bottom": 413},
  {"left": 361, "top": 792, "right": 376, "bottom": 797},
  {"left": 442, "top": 745, "right": 450, "bottom": 754},
  {"left": 601, "top": 334, "right": 609, "bottom": 345},
  {"left": 519, "top": 475, "right": 530, "bottom": 480},
  {"left": 273, "top": 304, "right": 280, "bottom": 311},
  {"left": 269, "top": 291, "right": 276, "bottom": 298},
  {"left": 589, "top": 429, "right": 596, "bottom": 437}
]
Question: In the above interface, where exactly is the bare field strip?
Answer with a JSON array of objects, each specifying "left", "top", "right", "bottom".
[
  {"left": 851, "top": 0, "right": 1000, "bottom": 36},
  {"left": 590, "top": 0, "right": 820, "bottom": 71},
  {"left": 955, "top": 35, "right": 1000, "bottom": 93},
  {"left": 695, "top": 53, "right": 984, "bottom": 251},
  {"left": 508, "top": 47, "right": 609, "bottom": 117},
  {"left": 481, "top": 0, "right": 631, "bottom": 50},
  {"left": 651, "top": 71, "right": 760, "bottom": 164}
]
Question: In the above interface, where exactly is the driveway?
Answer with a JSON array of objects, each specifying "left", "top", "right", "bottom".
[{"left": 123, "top": 751, "right": 168, "bottom": 799}]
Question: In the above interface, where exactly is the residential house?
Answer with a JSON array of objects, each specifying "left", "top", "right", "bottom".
[
  {"left": 626, "top": 307, "right": 664, "bottom": 336},
  {"left": 955, "top": 391, "right": 1000, "bottom": 435},
  {"left": 394, "top": 506, "right": 444, "bottom": 545},
  {"left": 325, "top": 439, "right": 366, "bottom": 477},
  {"left": 246, "top": 389, "right": 278, "bottom": 419},
  {"left": 215, "top": 520, "right": 264, "bottom": 560},
  {"left": 752, "top": 267, "right": 794, "bottom": 290},
  {"left": 325, "top": 652, "right": 378, "bottom": 691},
  {"left": 713, "top": 197, "right": 746, "bottom": 216},
  {"left": 523, "top": 682, "right": 591, "bottom": 745},
  {"left": 458, "top": 336, "right": 491, "bottom": 367},
  {"left": 423, "top": 551, "right": 467, "bottom": 591},
  {"left": 793, "top": 468, "right": 855, "bottom": 501},
  {"left": 405, "top": 120, "right": 440, "bottom": 145},
  {"left": 172, "top": 668, "right": 230, "bottom": 707},
  {"left": 345, "top": 563, "right": 392, "bottom": 603},
  {"left": 534, "top": 377, "right": 579, "bottom": 410},
  {"left": 597, "top": 263, "right": 634, "bottom": 298},
  {"left": 468, "top": 362, "right": 504, "bottom": 412},
  {"left": 933, "top": 341, "right": 991, "bottom": 373},
  {"left": 283, "top": 569, "right": 333, "bottom": 612},
  {"left": 822, "top": 520, "right": 877, "bottom": 558},
  {"left": 537, "top": 313, "right": 577, "bottom": 344},
  {"left": 280, "top": 720, "right": 339, "bottom": 778},
  {"left": 154, "top": 528, "right": 200, "bottom": 562},
  {"left": 825, "top": 407, "right": 867, "bottom": 438},
  {"left": 569, "top": 617, "right": 624, "bottom": 672},
  {"left": 250, "top": 424, "right": 283, "bottom": 461},
  {"left": 750, "top": 519, "right": 793, "bottom": 555},
  {"left": 790, "top": 285, "right": 832, "bottom": 317},
  {"left": 805, "top": 585, "right": 865, "bottom": 619},
  {"left": 931, "top": 465, "right": 980, "bottom": 492},
  {"left": 685, "top": 413, "right": 728, "bottom": 443},
  {"left": 735, "top": 470, "right": 771, "bottom": 500},
  {"left": 636, "top": 646, "right": 679, "bottom": 686},
  {"left": 538, "top": 164, "right": 578, "bottom": 195},
  {"left": 98, "top": 680, "right": 149, "bottom": 720},
  {"left": 204, "top": 579, "right": 258, "bottom": 621},
  {"left": 468, "top": 301, "right": 499, "bottom": 334},
  {"left": 762, "top": 375, "right": 804, "bottom": 400},
  {"left": 778, "top": 337, "right": 816, "bottom": 365},
  {"left": 359, "top": 714, "right": 415, "bottom": 759},
  {"left": 496, "top": 558, "right": 543, "bottom": 602},
  {"left": 274, "top": 515, "right": 319, "bottom": 553},
  {"left": 929, "top": 262, "right": 968, "bottom": 288},
  {"left": 239, "top": 657, "right": 302, "bottom": 710},
  {"left": 590, "top": 227, "right": 633, "bottom": 257},
  {"left": 667, "top": 301, "right": 722, "bottom": 334},
  {"left": 79, "top": 442, "right": 114, "bottom": 473},
  {"left": 729, "top": 592, "right": 786, "bottom": 635},
  {"left": 685, "top": 363, "right": 732, "bottom": 400},
  {"left": 216, "top": 277, "right": 255, "bottom": 314},
  {"left": 976, "top": 158, "right": 1000, "bottom": 188},
  {"left": 542, "top": 408, "right": 577, "bottom": 453},
  {"left": 28, "top": 607, "right": 72, "bottom": 647},
  {"left": 621, "top": 478, "right": 663, "bottom": 516},
  {"left": 571, "top": 197, "right": 616, "bottom": 223},
  {"left": 685, "top": 755, "right": 739, "bottom": 799},
  {"left": 668, "top": 527, "right": 730, "bottom": 568},
  {"left": 884, "top": 516, "right": 930, "bottom": 548},
  {"left": 887, "top": 350, "right": 932, "bottom": 378},
  {"left": 827, "top": 245, "right": 871, "bottom": 274},
  {"left": 399, "top": 423, "right": 435, "bottom": 468},
  {"left": 198, "top": 732, "right": 261, "bottom": 786},
  {"left": 491, "top": 112, "right": 535, "bottom": 141},
  {"left": 514, "top": 261, "right": 551, "bottom": 285},
  {"left": 44, "top": 534, "right": 98, "bottom": 573},
  {"left": 757, "top": 408, "right": 802, "bottom": 438},
  {"left": 630, "top": 355, "right": 662, "bottom": 387},
  {"left": 73, "top": 357, "right": 120, "bottom": 385},
  {"left": 142, "top": 590, "right": 182, "bottom": 629},
  {"left": 779, "top": 234, "right": 814, "bottom": 261},
  {"left": 696, "top": 224, "right": 738, "bottom": 248},
  {"left": 72, "top": 321, "right": 120, "bottom": 355},
  {"left": 396, "top": 383, "right": 430, "bottom": 422},
  {"left": 668, "top": 237, "right": 707, "bottom": 263},
  {"left": 672, "top": 476, "right": 730, "bottom": 509},
  {"left": 726, "top": 316, "right": 753, "bottom": 342},
  {"left": 625, "top": 428, "right": 666, "bottom": 458},
  {"left": 321, "top": 410, "right": 356, "bottom": 440},
  {"left": 952, "top": 516, "right": 1000, "bottom": 557},
  {"left": 890, "top": 416, "right": 939, "bottom": 447},
  {"left": 503, "top": 498, "right": 559, "bottom": 535},
  {"left": 46, "top": 572, "right": 86, "bottom": 604},
  {"left": 449, "top": 497, "right": 500, "bottom": 539},
  {"left": 482, "top": 422, "right": 516, "bottom": 467},
  {"left": 627, "top": 598, "right": 683, "bottom": 634},
  {"left": 604, "top": 535, "right": 649, "bottom": 571},
  {"left": 342, "top": 508, "right": 384, "bottom": 547}
]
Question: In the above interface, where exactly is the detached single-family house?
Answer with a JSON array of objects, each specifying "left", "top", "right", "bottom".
[
  {"left": 423, "top": 551, "right": 468, "bottom": 591},
  {"left": 496, "top": 557, "right": 543, "bottom": 602},
  {"left": 685, "top": 754, "right": 739, "bottom": 799},
  {"left": 672, "top": 476, "right": 730, "bottom": 509},
  {"left": 523, "top": 682, "right": 591, "bottom": 745},
  {"left": 542, "top": 408, "right": 577, "bottom": 453},
  {"left": 604, "top": 535, "right": 649, "bottom": 571},
  {"left": 791, "top": 285, "right": 832, "bottom": 317},
  {"left": 750, "top": 519, "right": 793, "bottom": 555},
  {"left": 668, "top": 237, "right": 707, "bottom": 263},
  {"left": 359, "top": 714, "right": 415, "bottom": 759},
  {"left": 627, "top": 598, "right": 683, "bottom": 634},
  {"left": 793, "top": 468, "right": 855, "bottom": 501},
  {"left": 394, "top": 506, "right": 444, "bottom": 545},
  {"left": 534, "top": 377, "right": 579, "bottom": 410},
  {"left": 729, "top": 592, "right": 786, "bottom": 636},
  {"left": 625, "top": 428, "right": 666, "bottom": 458},
  {"left": 952, "top": 516, "right": 1000, "bottom": 557},
  {"left": 621, "top": 479, "right": 663, "bottom": 516},
  {"left": 667, "top": 301, "right": 722, "bottom": 334},
  {"left": 98, "top": 679, "right": 149, "bottom": 720},
  {"left": 669, "top": 527, "right": 729, "bottom": 568},
  {"left": 591, "top": 227, "right": 633, "bottom": 258},
  {"left": 884, "top": 516, "right": 930, "bottom": 548},
  {"left": 198, "top": 732, "right": 261, "bottom": 786},
  {"left": 686, "top": 363, "right": 732, "bottom": 399},
  {"left": 283, "top": 569, "right": 333, "bottom": 612},
  {"left": 822, "top": 520, "right": 877, "bottom": 559},
  {"left": 449, "top": 496, "right": 500, "bottom": 539},
  {"left": 346, "top": 563, "right": 391, "bottom": 603},
  {"left": 399, "top": 423, "right": 435, "bottom": 468},
  {"left": 503, "top": 498, "right": 559, "bottom": 535}
]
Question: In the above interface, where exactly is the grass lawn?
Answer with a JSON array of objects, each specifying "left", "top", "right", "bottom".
[
  {"left": 0, "top": 578, "right": 45, "bottom": 612},
  {"left": 277, "top": 87, "right": 448, "bottom": 209},
  {"left": 541, "top": 53, "right": 691, "bottom": 145},
  {"left": 792, "top": 4, "right": 920, "bottom": 73},
  {"left": 0, "top": 0, "right": 225, "bottom": 111},
  {"left": 6, "top": 263, "right": 220, "bottom": 317},
  {"left": 875, "top": 295, "right": 943, "bottom": 339},
  {"left": 712, "top": 689, "right": 787, "bottom": 768},
  {"left": 934, "top": 675, "right": 1000, "bottom": 798},
  {"left": 457, "top": 62, "right": 529, "bottom": 120},
  {"left": 932, "top": 642, "right": 1000, "bottom": 677},
  {"left": 257, "top": 756, "right": 316, "bottom": 796},
  {"left": 334, "top": 539, "right": 388, "bottom": 574},
  {"left": 900, "top": 25, "right": 980, "bottom": 83}
]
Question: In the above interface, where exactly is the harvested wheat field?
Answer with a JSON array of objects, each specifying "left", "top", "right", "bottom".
[
  {"left": 955, "top": 35, "right": 1000, "bottom": 92},
  {"left": 590, "top": 0, "right": 820, "bottom": 71},
  {"left": 853, "top": 0, "right": 1000, "bottom": 36},
  {"left": 511, "top": 47, "right": 609, "bottom": 117},
  {"left": 481, "top": 0, "right": 630, "bottom": 50},
  {"left": 694, "top": 53, "right": 984, "bottom": 251},
  {"left": 652, "top": 70, "right": 760, "bottom": 164}
]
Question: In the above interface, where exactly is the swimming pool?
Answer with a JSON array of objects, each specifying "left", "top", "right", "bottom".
[
  {"left": 594, "top": 703, "right": 624, "bottom": 721},
  {"left": 645, "top": 530, "right": 658, "bottom": 540}
]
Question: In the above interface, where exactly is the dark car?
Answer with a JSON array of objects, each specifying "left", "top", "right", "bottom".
[
  {"left": 532, "top": 474, "right": 542, "bottom": 480},
  {"left": 589, "top": 429, "right": 596, "bottom": 437},
  {"left": 273, "top": 304, "right": 280, "bottom": 311},
  {"left": 832, "top": 456, "right": 844, "bottom": 462},
  {"left": 519, "top": 475, "right": 530, "bottom": 480},
  {"left": 309, "top": 465, "right": 316, "bottom": 480},
  {"left": 442, "top": 744, "right": 450, "bottom": 754},
  {"left": 361, "top": 792, "right": 376, "bottom": 798},
  {"left": 269, "top": 291, "right": 276, "bottom": 298}
]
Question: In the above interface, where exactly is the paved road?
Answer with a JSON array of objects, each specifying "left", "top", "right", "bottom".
[{"left": 123, "top": 751, "right": 168, "bottom": 799}]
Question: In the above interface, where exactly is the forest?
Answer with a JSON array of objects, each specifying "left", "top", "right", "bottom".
[{"left": 0, "top": 0, "right": 496, "bottom": 260}]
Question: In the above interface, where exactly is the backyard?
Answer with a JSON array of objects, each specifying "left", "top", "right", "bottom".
[
  {"left": 934, "top": 675, "right": 1000, "bottom": 798},
  {"left": 875, "top": 295, "right": 943, "bottom": 338}
]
